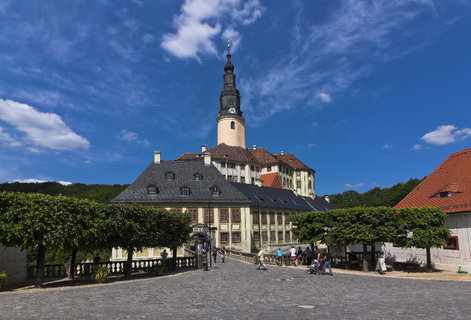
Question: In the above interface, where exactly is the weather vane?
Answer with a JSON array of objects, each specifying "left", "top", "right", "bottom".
[{"left": 227, "top": 38, "right": 231, "bottom": 53}]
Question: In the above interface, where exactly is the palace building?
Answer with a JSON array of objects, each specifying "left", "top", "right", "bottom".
[
  {"left": 178, "top": 42, "right": 316, "bottom": 198},
  {"left": 111, "top": 43, "right": 333, "bottom": 258}
]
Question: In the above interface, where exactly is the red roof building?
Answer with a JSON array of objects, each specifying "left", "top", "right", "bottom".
[
  {"left": 388, "top": 148, "right": 471, "bottom": 272},
  {"left": 394, "top": 148, "right": 471, "bottom": 213}
]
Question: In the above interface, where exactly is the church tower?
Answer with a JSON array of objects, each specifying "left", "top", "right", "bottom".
[{"left": 217, "top": 40, "right": 246, "bottom": 148}]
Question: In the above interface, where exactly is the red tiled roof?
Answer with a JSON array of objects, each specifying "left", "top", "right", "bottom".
[
  {"left": 260, "top": 172, "right": 282, "bottom": 189},
  {"left": 273, "top": 153, "right": 314, "bottom": 171},
  {"left": 394, "top": 148, "right": 471, "bottom": 213},
  {"left": 250, "top": 147, "right": 279, "bottom": 165},
  {"left": 177, "top": 153, "right": 200, "bottom": 160},
  {"left": 176, "top": 144, "right": 314, "bottom": 171}
]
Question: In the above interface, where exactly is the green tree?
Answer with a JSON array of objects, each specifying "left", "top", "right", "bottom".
[
  {"left": 290, "top": 211, "right": 330, "bottom": 251},
  {"left": 0, "top": 192, "right": 103, "bottom": 287},
  {"left": 104, "top": 205, "right": 190, "bottom": 278},
  {"left": 395, "top": 207, "right": 450, "bottom": 272},
  {"left": 326, "top": 207, "right": 397, "bottom": 271}
]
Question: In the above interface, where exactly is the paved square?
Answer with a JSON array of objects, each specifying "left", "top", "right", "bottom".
[{"left": 1, "top": 258, "right": 470, "bottom": 319}]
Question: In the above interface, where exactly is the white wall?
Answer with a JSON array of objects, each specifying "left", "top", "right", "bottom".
[
  {"left": 383, "top": 212, "right": 471, "bottom": 272},
  {"left": 0, "top": 246, "right": 27, "bottom": 284}
]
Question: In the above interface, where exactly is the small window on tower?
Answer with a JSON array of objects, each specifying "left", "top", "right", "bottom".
[
  {"left": 231, "top": 121, "right": 235, "bottom": 130},
  {"left": 229, "top": 98, "right": 234, "bottom": 106}
]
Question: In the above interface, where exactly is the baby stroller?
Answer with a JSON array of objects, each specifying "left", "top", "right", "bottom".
[{"left": 307, "top": 259, "right": 322, "bottom": 275}]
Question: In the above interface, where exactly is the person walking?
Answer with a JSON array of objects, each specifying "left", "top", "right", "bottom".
[
  {"left": 322, "top": 251, "right": 333, "bottom": 275},
  {"left": 304, "top": 246, "right": 312, "bottom": 266},
  {"left": 220, "top": 247, "right": 226, "bottom": 263},
  {"left": 276, "top": 248, "right": 282, "bottom": 266},
  {"left": 212, "top": 247, "right": 218, "bottom": 263},
  {"left": 297, "top": 247, "right": 304, "bottom": 266},
  {"left": 257, "top": 247, "right": 267, "bottom": 270},
  {"left": 161, "top": 249, "right": 168, "bottom": 262},
  {"left": 290, "top": 246, "right": 296, "bottom": 266}
]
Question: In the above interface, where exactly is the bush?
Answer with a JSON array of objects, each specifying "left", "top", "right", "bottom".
[
  {"left": 0, "top": 271, "right": 8, "bottom": 283},
  {"left": 93, "top": 266, "right": 109, "bottom": 282}
]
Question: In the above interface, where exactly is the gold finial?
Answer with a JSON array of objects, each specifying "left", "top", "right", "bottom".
[{"left": 227, "top": 37, "right": 231, "bottom": 49}]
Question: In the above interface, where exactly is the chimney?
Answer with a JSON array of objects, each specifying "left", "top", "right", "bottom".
[
  {"left": 324, "top": 195, "right": 330, "bottom": 203},
  {"left": 281, "top": 151, "right": 284, "bottom": 155},
  {"left": 201, "top": 145, "right": 208, "bottom": 152},
  {"left": 255, "top": 178, "right": 263, "bottom": 187},
  {"left": 204, "top": 152, "right": 211, "bottom": 166},
  {"left": 154, "top": 151, "right": 161, "bottom": 164},
  {"left": 252, "top": 145, "right": 256, "bottom": 150}
]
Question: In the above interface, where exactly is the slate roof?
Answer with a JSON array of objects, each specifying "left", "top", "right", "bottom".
[
  {"left": 231, "top": 183, "right": 333, "bottom": 212},
  {"left": 260, "top": 172, "right": 282, "bottom": 188},
  {"left": 394, "top": 148, "right": 471, "bottom": 214},
  {"left": 301, "top": 196, "right": 336, "bottom": 212},
  {"left": 111, "top": 159, "right": 250, "bottom": 204}
]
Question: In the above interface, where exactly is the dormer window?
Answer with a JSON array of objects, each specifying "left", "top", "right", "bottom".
[
  {"left": 433, "top": 191, "right": 459, "bottom": 198},
  {"left": 146, "top": 184, "right": 158, "bottom": 195},
  {"left": 165, "top": 171, "right": 175, "bottom": 181},
  {"left": 194, "top": 172, "right": 203, "bottom": 181},
  {"left": 180, "top": 186, "right": 191, "bottom": 196},
  {"left": 210, "top": 185, "right": 221, "bottom": 196}
]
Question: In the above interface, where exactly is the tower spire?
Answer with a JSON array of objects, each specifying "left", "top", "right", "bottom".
[{"left": 217, "top": 39, "right": 246, "bottom": 148}]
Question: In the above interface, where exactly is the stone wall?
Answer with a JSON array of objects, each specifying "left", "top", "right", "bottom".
[{"left": 0, "top": 246, "right": 27, "bottom": 284}]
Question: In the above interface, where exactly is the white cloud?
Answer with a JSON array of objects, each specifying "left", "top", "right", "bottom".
[
  {"left": 412, "top": 144, "right": 423, "bottom": 150},
  {"left": 345, "top": 182, "right": 365, "bottom": 189},
  {"left": 12, "top": 179, "right": 72, "bottom": 186},
  {"left": 0, "top": 126, "right": 21, "bottom": 147},
  {"left": 0, "top": 99, "right": 90, "bottom": 151},
  {"left": 382, "top": 144, "right": 392, "bottom": 149},
  {"left": 161, "top": 0, "right": 264, "bottom": 60},
  {"left": 118, "top": 129, "right": 150, "bottom": 147},
  {"left": 420, "top": 125, "right": 471, "bottom": 146},
  {"left": 317, "top": 93, "right": 332, "bottom": 103},
  {"left": 241, "top": 1, "right": 471, "bottom": 123}
]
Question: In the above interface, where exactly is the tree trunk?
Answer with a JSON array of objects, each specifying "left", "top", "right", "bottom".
[
  {"left": 362, "top": 244, "right": 368, "bottom": 272},
  {"left": 426, "top": 247, "right": 432, "bottom": 272},
  {"left": 171, "top": 247, "right": 178, "bottom": 271},
  {"left": 344, "top": 246, "right": 348, "bottom": 270},
  {"left": 69, "top": 249, "right": 77, "bottom": 279},
  {"left": 35, "top": 244, "right": 46, "bottom": 288},
  {"left": 125, "top": 248, "right": 133, "bottom": 278},
  {"left": 370, "top": 244, "right": 376, "bottom": 270}
]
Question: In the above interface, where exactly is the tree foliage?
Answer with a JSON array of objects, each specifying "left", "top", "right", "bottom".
[
  {"left": 0, "top": 182, "right": 128, "bottom": 203},
  {"left": 291, "top": 206, "right": 450, "bottom": 272},
  {"left": 327, "top": 178, "right": 423, "bottom": 208}
]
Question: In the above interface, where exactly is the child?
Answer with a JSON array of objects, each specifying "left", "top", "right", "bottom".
[{"left": 220, "top": 247, "right": 226, "bottom": 263}]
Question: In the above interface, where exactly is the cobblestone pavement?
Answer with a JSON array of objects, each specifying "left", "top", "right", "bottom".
[{"left": 1, "top": 258, "right": 471, "bottom": 320}]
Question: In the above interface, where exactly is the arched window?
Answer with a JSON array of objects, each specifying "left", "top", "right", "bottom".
[
  {"left": 165, "top": 171, "right": 175, "bottom": 181},
  {"left": 229, "top": 98, "right": 234, "bottom": 106},
  {"left": 230, "top": 121, "right": 235, "bottom": 130}
]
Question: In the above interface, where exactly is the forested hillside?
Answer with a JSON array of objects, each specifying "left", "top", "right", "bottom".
[
  {"left": 326, "top": 178, "right": 423, "bottom": 208},
  {"left": 0, "top": 182, "right": 128, "bottom": 203}
]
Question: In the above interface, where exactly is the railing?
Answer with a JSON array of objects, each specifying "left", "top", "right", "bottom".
[{"left": 26, "top": 257, "right": 197, "bottom": 280}]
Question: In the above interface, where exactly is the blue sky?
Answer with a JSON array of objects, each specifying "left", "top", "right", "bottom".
[{"left": 0, "top": 0, "right": 471, "bottom": 195}]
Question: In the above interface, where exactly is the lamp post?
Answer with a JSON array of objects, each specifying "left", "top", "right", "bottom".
[
  {"left": 257, "top": 199, "right": 261, "bottom": 249},
  {"left": 208, "top": 194, "right": 212, "bottom": 268}
]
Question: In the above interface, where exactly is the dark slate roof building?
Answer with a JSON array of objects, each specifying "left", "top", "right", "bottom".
[
  {"left": 112, "top": 152, "right": 250, "bottom": 205},
  {"left": 231, "top": 182, "right": 334, "bottom": 212}
]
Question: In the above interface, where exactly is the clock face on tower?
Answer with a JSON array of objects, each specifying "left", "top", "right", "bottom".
[{"left": 228, "top": 107, "right": 236, "bottom": 114}]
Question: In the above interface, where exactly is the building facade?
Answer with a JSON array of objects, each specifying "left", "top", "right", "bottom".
[
  {"left": 387, "top": 148, "right": 471, "bottom": 272},
  {"left": 111, "top": 152, "right": 333, "bottom": 258}
]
